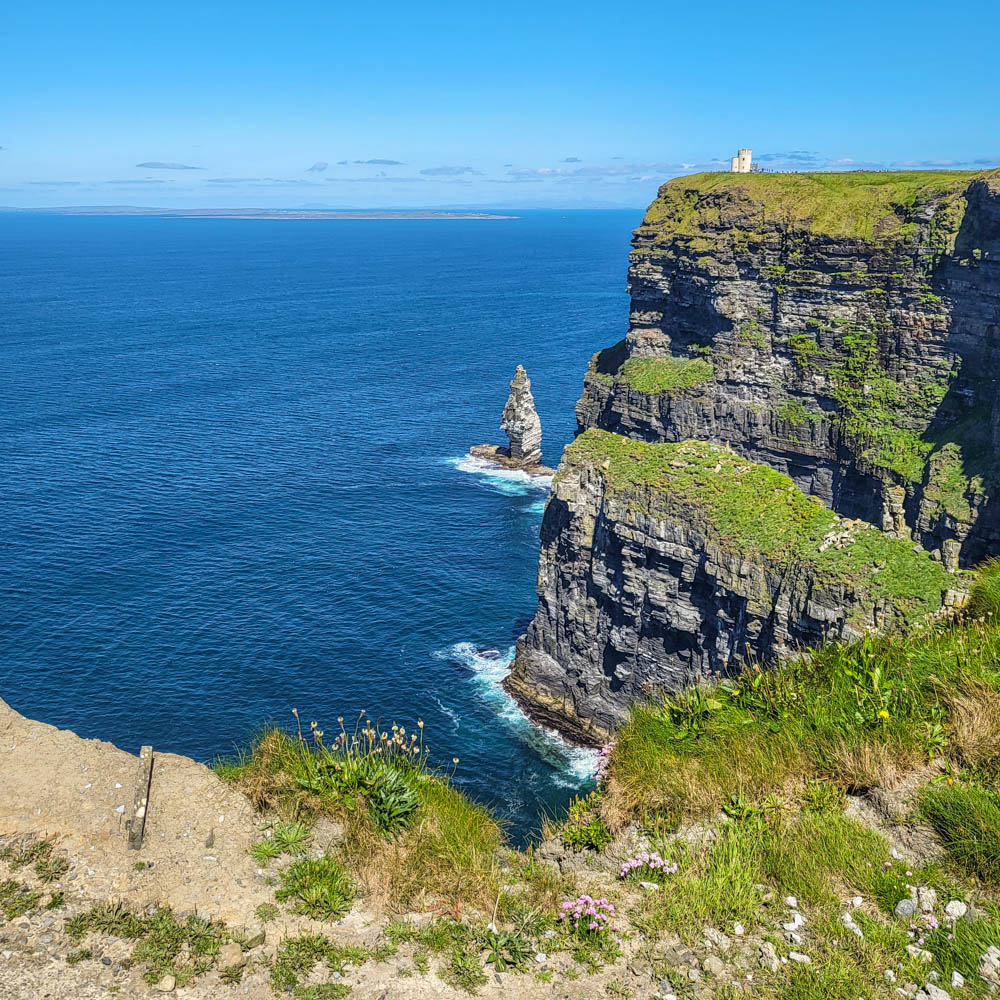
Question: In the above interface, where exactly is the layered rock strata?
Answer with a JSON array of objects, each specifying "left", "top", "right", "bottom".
[
  {"left": 576, "top": 170, "right": 1000, "bottom": 567},
  {"left": 505, "top": 429, "right": 957, "bottom": 742},
  {"left": 471, "top": 364, "right": 553, "bottom": 473}
]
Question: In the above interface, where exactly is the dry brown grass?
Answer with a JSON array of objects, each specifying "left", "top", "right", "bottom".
[
  {"left": 946, "top": 681, "right": 1000, "bottom": 777},
  {"left": 818, "top": 738, "right": 910, "bottom": 791}
]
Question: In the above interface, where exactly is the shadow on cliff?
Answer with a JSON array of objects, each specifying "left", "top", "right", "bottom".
[{"left": 910, "top": 186, "right": 1000, "bottom": 565}]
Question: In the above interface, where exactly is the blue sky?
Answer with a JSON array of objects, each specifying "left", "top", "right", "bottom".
[{"left": 1, "top": 0, "right": 997, "bottom": 209}]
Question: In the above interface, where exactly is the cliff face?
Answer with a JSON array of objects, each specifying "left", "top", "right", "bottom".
[
  {"left": 506, "top": 430, "right": 956, "bottom": 742},
  {"left": 577, "top": 170, "right": 1000, "bottom": 567},
  {"left": 510, "top": 171, "right": 999, "bottom": 740}
]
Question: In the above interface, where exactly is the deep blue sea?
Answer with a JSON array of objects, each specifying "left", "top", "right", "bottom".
[{"left": 0, "top": 210, "right": 638, "bottom": 839}]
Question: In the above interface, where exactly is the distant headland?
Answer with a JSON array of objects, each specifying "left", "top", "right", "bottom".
[{"left": 0, "top": 206, "right": 517, "bottom": 220}]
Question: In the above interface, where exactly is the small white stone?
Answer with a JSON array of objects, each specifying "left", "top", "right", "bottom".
[
  {"left": 114, "top": 805, "right": 125, "bottom": 814},
  {"left": 789, "top": 952, "right": 811, "bottom": 965},
  {"left": 950, "top": 971, "right": 964, "bottom": 988},
  {"left": 534, "top": 953, "right": 546, "bottom": 964},
  {"left": 733, "top": 922, "right": 745, "bottom": 936},
  {"left": 944, "top": 900, "right": 967, "bottom": 919},
  {"left": 785, "top": 896, "right": 798, "bottom": 908},
  {"left": 852, "top": 896, "right": 863, "bottom": 908}
]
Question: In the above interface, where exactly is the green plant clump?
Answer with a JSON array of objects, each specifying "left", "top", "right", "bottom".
[{"left": 276, "top": 855, "right": 356, "bottom": 920}]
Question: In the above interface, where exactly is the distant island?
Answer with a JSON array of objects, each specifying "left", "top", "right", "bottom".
[{"left": 0, "top": 206, "right": 516, "bottom": 220}]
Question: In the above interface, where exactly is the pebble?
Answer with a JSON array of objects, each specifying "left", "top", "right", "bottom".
[
  {"left": 885, "top": 970, "right": 897, "bottom": 983},
  {"left": 918, "top": 887, "right": 938, "bottom": 913},
  {"left": 217, "top": 942, "right": 245, "bottom": 971},
  {"left": 155, "top": 974, "right": 176, "bottom": 992},
  {"left": 788, "top": 952, "right": 811, "bottom": 965},
  {"left": 534, "top": 953, "right": 546, "bottom": 964},
  {"left": 895, "top": 898, "right": 917, "bottom": 919},
  {"left": 784, "top": 896, "right": 798, "bottom": 908},
  {"left": 639, "top": 880, "right": 659, "bottom": 891},
  {"left": 950, "top": 971, "right": 964, "bottom": 988},
  {"left": 1, "top": 951, "right": 12, "bottom": 961},
  {"left": 244, "top": 925, "right": 266, "bottom": 949},
  {"left": 924, "top": 984, "right": 951, "bottom": 1000},
  {"left": 702, "top": 955, "right": 725, "bottom": 976},
  {"left": 944, "top": 900, "right": 967, "bottom": 919},
  {"left": 782, "top": 912, "right": 806, "bottom": 931},
  {"left": 851, "top": 895, "right": 863, "bottom": 908},
  {"left": 758, "top": 942, "right": 780, "bottom": 973},
  {"left": 733, "top": 922, "right": 745, "bottom": 936},
  {"left": 703, "top": 927, "right": 732, "bottom": 952}
]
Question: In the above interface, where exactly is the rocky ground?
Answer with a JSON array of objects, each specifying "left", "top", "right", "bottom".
[{"left": 1, "top": 696, "right": 996, "bottom": 1000}]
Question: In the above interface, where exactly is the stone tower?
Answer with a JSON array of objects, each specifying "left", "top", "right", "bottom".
[{"left": 738, "top": 148, "right": 753, "bottom": 173}]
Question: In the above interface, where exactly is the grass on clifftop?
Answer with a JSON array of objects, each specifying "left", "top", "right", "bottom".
[
  {"left": 560, "top": 428, "right": 953, "bottom": 625},
  {"left": 216, "top": 713, "right": 507, "bottom": 915},
  {"left": 641, "top": 169, "right": 993, "bottom": 242},
  {"left": 618, "top": 356, "right": 715, "bottom": 394}
]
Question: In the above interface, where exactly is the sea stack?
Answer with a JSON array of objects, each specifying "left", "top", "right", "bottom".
[{"left": 470, "top": 365, "right": 553, "bottom": 474}]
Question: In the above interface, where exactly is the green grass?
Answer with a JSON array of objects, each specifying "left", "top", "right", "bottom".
[
  {"left": 603, "top": 579, "right": 1000, "bottom": 825},
  {"left": 270, "top": 934, "right": 368, "bottom": 993},
  {"left": 921, "top": 782, "right": 1000, "bottom": 886},
  {"left": 559, "top": 429, "right": 952, "bottom": 627},
  {"left": 65, "top": 902, "right": 228, "bottom": 987},
  {"left": 215, "top": 715, "right": 504, "bottom": 913},
  {"left": 618, "top": 356, "right": 714, "bottom": 394},
  {"left": 276, "top": 855, "right": 355, "bottom": 920},
  {"left": 0, "top": 879, "right": 42, "bottom": 920},
  {"left": 641, "top": 170, "right": 993, "bottom": 242}
]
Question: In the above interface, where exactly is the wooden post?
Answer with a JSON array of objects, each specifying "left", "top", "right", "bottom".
[{"left": 128, "top": 746, "right": 154, "bottom": 851}]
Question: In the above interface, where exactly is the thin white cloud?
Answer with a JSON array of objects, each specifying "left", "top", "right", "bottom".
[{"left": 135, "top": 161, "right": 203, "bottom": 170}]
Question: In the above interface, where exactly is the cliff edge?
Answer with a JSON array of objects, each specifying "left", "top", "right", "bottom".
[{"left": 512, "top": 170, "right": 999, "bottom": 740}]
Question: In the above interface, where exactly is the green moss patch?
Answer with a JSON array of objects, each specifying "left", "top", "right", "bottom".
[
  {"left": 618, "top": 356, "right": 714, "bottom": 394},
  {"left": 561, "top": 429, "right": 951, "bottom": 624}
]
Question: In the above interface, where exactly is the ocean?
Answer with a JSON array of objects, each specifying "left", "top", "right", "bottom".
[{"left": 0, "top": 209, "right": 639, "bottom": 839}]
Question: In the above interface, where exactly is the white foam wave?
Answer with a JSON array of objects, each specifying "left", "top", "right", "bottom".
[
  {"left": 435, "top": 641, "right": 597, "bottom": 786},
  {"left": 447, "top": 455, "right": 552, "bottom": 499}
]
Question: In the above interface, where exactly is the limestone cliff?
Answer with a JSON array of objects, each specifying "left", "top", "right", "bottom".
[
  {"left": 510, "top": 170, "right": 999, "bottom": 740},
  {"left": 505, "top": 430, "right": 957, "bottom": 742},
  {"left": 577, "top": 170, "right": 1000, "bottom": 568}
]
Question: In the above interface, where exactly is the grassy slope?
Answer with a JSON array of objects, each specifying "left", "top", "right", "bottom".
[
  {"left": 560, "top": 429, "right": 953, "bottom": 624},
  {"left": 593, "top": 565, "right": 1000, "bottom": 997},
  {"left": 641, "top": 169, "right": 990, "bottom": 240}
]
